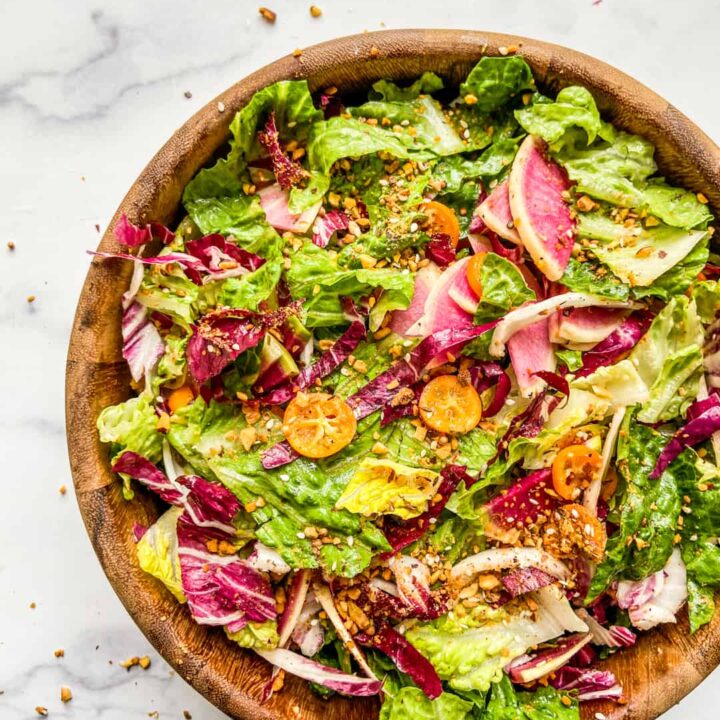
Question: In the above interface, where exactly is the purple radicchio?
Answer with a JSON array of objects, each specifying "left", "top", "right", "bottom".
[
  {"left": 356, "top": 623, "right": 442, "bottom": 700},
  {"left": 121, "top": 301, "right": 165, "bottom": 383},
  {"left": 501, "top": 567, "right": 555, "bottom": 597},
  {"left": 550, "top": 665, "right": 624, "bottom": 703},
  {"left": 187, "top": 303, "right": 301, "bottom": 384},
  {"left": 114, "top": 214, "right": 175, "bottom": 247},
  {"left": 257, "top": 112, "right": 306, "bottom": 190},
  {"left": 312, "top": 210, "right": 349, "bottom": 248},
  {"left": 651, "top": 393, "right": 720, "bottom": 478},
  {"left": 261, "top": 320, "right": 366, "bottom": 405},
  {"left": 425, "top": 233, "right": 456, "bottom": 267},
  {"left": 505, "top": 632, "right": 593, "bottom": 684}
]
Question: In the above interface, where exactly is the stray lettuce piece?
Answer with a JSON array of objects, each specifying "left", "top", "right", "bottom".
[
  {"left": 183, "top": 155, "right": 246, "bottom": 204},
  {"left": 226, "top": 620, "right": 279, "bottom": 650},
  {"left": 559, "top": 256, "right": 630, "bottom": 301},
  {"left": 153, "top": 334, "right": 188, "bottom": 391},
  {"left": 307, "top": 117, "right": 414, "bottom": 175},
  {"left": 380, "top": 687, "right": 473, "bottom": 720},
  {"left": 643, "top": 182, "right": 713, "bottom": 229},
  {"left": 556, "top": 348, "right": 583, "bottom": 372},
  {"left": 587, "top": 420, "right": 681, "bottom": 602},
  {"left": 473, "top": 252, "right": 536, "bottom": 325},
  {"left": 350, "top": 95, "right": 465, "bottom": 156},
  {"left": 287, "top": 242, "right": 413, "bottom": 327},
  {"left": 629, "top": 296, "right": 704, "bottom": 423},
  {"left": 184, "top": 195, "right": 283, "bottom": 258},
  {"left": 460, "top": 56, "right": 535, "bottom": 113},
  {"left": 98, "top": 394, "right": 163, "bottom": 465},
  {"left": 632, "top": 237, "right": 709, "bottom": 302},
  {"left": 217, "top": 258, "right": 283, "bottom": 311},
  {"left": 515, "top": 86, "right": 607, "bottom": 144},
  {"left": 335, "top": 458, "right": 440, "bottom": 519},
  {"left": 369, "top": 72, "right": 444, "bottom": 102},
  {"left": 137, "top": 507, "right": 186, "bottom": 602},
  {"left": 579, "top": 212, "right": 709, "bottom": 288}
]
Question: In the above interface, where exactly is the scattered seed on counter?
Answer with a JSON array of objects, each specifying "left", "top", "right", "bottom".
[
  {"left": 60, "top": 686, "right": 72, "bottom": 703},
  {"left": 310, "top": 5, "right": 322, "bottom": 16},
  {"left": 258, "top": 7, "right": 276, "bottom": 23}
]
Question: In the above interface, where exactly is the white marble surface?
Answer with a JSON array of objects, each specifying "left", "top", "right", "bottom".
[{"left": 2, "top": 0, "right": 719, "bottom": 717}]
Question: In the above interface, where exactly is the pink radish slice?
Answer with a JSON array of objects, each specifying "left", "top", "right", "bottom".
[
  {"left": 477, "top": 180, "right": 521, "bottom": 244},
  {"left": 389, "top": 263, "right": 441, "bottom": 336},
  {"left": 258, "top": 184, "right": 321, "bottom": 233},
  {"left": 556, "top": 306, "right": 628, "bottom": 346},
  {"left": 447, "top": 263, "right": 480, "bottom": 314},
  {"left": 508, "top": 316, "right": 556, "bottom": 397},
  {"left": 467, "top": 233, "right": 493, "bottom": 254},
  {"left": 509, "top": 136, "right": 575, "bottom": 282},
  {"left": 406, "top": 258, "right": 474, "bottom": 336}
]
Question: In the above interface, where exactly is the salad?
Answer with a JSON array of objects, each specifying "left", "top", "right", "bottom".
[{"left": 94, "top": 53, "right": 720, "bottom": 718}]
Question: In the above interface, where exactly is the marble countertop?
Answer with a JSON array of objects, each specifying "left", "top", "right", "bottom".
[{"left": 2, "top": 0, "right": 719, "bottom": 717}]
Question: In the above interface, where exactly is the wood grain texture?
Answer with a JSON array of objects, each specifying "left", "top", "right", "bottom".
[{"left": 65, "top": 30, "right": 720, "bottom": 720}]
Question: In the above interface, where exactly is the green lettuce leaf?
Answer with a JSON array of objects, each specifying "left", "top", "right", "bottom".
[
  {"left": 216, "top": 258, "right": 283, "bottom": 311},
  {"left": 153, "top": 333, "right": 188, "bottom": 391},
  {"left": 455, "top": 428, "right": 498, "bottom": 475},
  {"left": 226, "top": 620, "right": 279, "bottom": 650},
  {"left": 687, "top": 580, "right": 715, "bottom": 633},
  {"left": 484, "top": 676, "right": 578, "bottom": 720},
  {"left": 587, "top": 420, "right": 681, "bottom": 602},
  {"left": 335, "top": 458, "right": 440, "bottom": 519},
  {"left": 380, "top": 687, "right": 473, "bottom": 720},
  {"left": 137, "top": 507, "right": 186, "bottom": 602},
  {"left": 460, "top": 56, "right": 535, "bottom": 113},
  {"left": 691, "top": 280, "right": 720, "bottom": 324},
  {"left": 369, "top": 72, "right": 444, "bottom": 102},
  {"left": 97, "top": 393, "right": 163, "bottom": 465},
  {"left": 184, "top": 195, "right": 283, "bottom": 258},
  {"left": 629, "top": 295, "right": 703, "bottom": 423},
  {"left": 579, "top": 212, "right": 709, "bottom": 288},
  {"left": 515, "top": 86, "right": 606, "bottom": 144},
  {"left": 472, "top": 252, "right": 536, "bottom": 325},
  {"left": 136, "top": 271, "right": 201, "bottom": 329},
  {"left": 559, "top": 256, "right": 630, "bottom": 301},
  {"left": 287, "top": 241, "right": 414, "bottom": 326},
  {"left": 555, "top": 348, "right": 583, "bottom": 372}
]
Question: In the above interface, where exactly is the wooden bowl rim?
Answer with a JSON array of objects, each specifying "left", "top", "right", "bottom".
[{"left": 66, "top": 29, "right": 720, "bottom": 720}]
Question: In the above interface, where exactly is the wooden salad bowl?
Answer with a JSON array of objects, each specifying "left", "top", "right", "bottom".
[{"left": 66, "top": 29, "right": 720, "bottom": 720}]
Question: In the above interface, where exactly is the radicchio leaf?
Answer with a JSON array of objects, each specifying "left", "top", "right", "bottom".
[
  {"left": 261, "top": 320, "right": 366, "bottom": 405},
  {"left": 187, "top": 303, "right": 300, "bottom": 384},
  {"left": 114, "top": 214, "right": 175, "bottom": 247},
  {"left": 505, "top": 633, "right": 593, "bottom": 683},
  {"left": 484, "top": 468, "right": 558, "bottom": 531},
  {"left": 255, "top": 648, "right": 382, "bottom": 696},
  {"left": 550, "top": 665, "right": 623, "bottom": 703},
  {"left": 425, "top": 233, "right": 456, "bottom": 267},
  {"left": 312, "top": 210, "right": 349, "bottom": 248},
  {"left": 501, "top": 567, "right": 555, "bottom": 597},
  {"left": 651, "top": 393, "right": 720, "bottom": 478},
  {"left": 121, "top": 301, "right": 165, "bottom": 383},
  {"left": 576, "top": 310, "right": 654, "bottom": 378},
  {"left": 356, "top": 624, "right": 442, "bottom": 700},
  {"left": 257, "top": 112, "right": 306, "bottom": 190}
]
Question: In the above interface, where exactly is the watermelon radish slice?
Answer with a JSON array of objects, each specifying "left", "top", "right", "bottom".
[
  {"left": 509, "top": 136, "right": 575, "bottom": 281},
  {"left": 447, "top": 263, "right": 480, "bottom": 314},
  {"left": 389, "top": 263, "right": 442, "bottom": 336},
  {"left": 407, "top": 258, "right": 474, "bottom": 336},
  {"left": 477, "top": 180, "right": 521, "bottom": 244},
  {"left": 553, "top": 306, "right": 629, "bottom": 347},
  {"left": 258, "top": 184, "right": 321, "bottom": 234},
  {"left": 508, "top": 316, "right": 556, "bottom": 397}
]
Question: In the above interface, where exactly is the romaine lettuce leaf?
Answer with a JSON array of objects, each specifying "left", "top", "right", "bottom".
[
  {"left": 691, "top": 279, "right": 720, "bottom": 324},
  {"left": 460, "top": 56, "right": 535, "bottom": 113},
  {"left": 380, "top": 687, "right": 473, "bottom": 720},
  {"left": 629, "top": 295, "right": 704, "bottom": 422},
  {"left": 484, "top": 676, "right": 578, "bottom": 720},
  {"left": 216, "top": 258, "right": 283, "bottom": 311},
  {"left": 588, "top": 420, "right": 681, "bottom": 601},
  {"left": 515, "top": 86, "right": 607, "bottom": 144},
  {"left": 286, "top": 242, "right": 414, "bottom": 327},
  {"left": 97, "top": 393, "right": 163, "bottom": 466},
  {"left": 136, "top": 271, "right": 201, "bottom": 329},
  {"left": 472, "top": 252, "right": 536, "bottom": 325},
  {"left": 335, "top": 458, "right": 440, "bottom": 519},
  {"left": 226, "top": 620, "right": 279, "bottom": 650},
  {"left": 369, "top": 72, "right": 444, "bottom": 102},
  {"left": 152, "top": 333, "right": 188, "bottom": 392},
  {"left": 559, "top": 256, "right": 630, "bottom": 301},
  {"left": 137, "top": 507, "right": 186, "bottom": 602}
]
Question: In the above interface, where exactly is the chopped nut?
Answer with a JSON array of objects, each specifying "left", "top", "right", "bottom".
[
  {"left": 309, "top": 4, "right": 322, "bottom": 17},
  {"left": 54, "top": 649, "right": 65, "bottom": 658},
  {"left": 239, "top": 426, "right": 258, "bottom": 452},
  {"left": 60, "top": 686, "right": 73, "bottom": 703},
  {"left": 464, "top": 94, "right": 478, "bottom": 105},
  {"left": 7, "top": 241, "right": 15, "bottom": 250},
  {"left": 369, "top": 45, "right": 380, "bottom": 58},
  {"left": 138, "top": 656, "right": 151, "bottom": 669},
  {"left": 35, "top": 708, "right": 48, "bottom": 717},
  {"left": 575, "top": 195, "right": 596, "bottom": 212},
  {"left": 59, "top": 485, "right": 67, "bottom": 495},
  {"left": 372, "top": 442, "right": 388, "bottom": 455},
  {"left": 258, "top": 6, "right": 277, "bottom": 22},
  {"left": 292, "top": 48, "right": 303, "bottom": 58},
  {"left": 30, "top": 602, "right": 36, "bottom": 609},
  {"left": 27, "top": 295, "right": 36, "bottom": 303},
  {"left": 697, "top": 192, "right": 709, "bottom": 204},
  {"left": 156, "top": 413, "right": 170, "bottom": 431},
  {"left": 476, "top": 574, "right": 500, "bottom": 590}
]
